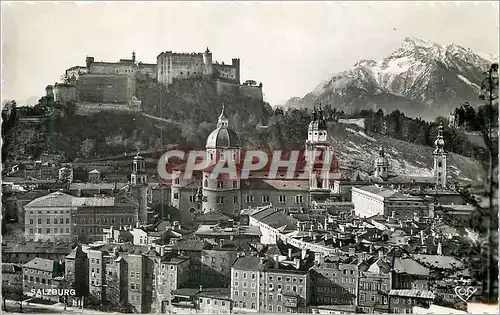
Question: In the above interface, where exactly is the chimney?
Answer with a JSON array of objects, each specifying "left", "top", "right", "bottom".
[
  {"left": 199, "top": 285, "right": 203, "bottom": 292},
  {"left": 288, "top": 248, "right": 292, "bottom": 260},
  {"left": 437, "top": 241, "right": 443, "bottom": 255},
  {"left": 136, "top": 221, "right": 140, "bottom": 228},
  {"left": 273, "top": 255, "right": 279, "bottom": 269},
  {"left": 301, "top": 249, "right": 307, "bottom": 260},
  {"left": 160, "top": 246, "right": 165, "bottom": 257}
]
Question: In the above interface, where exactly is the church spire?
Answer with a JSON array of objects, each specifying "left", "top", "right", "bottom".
[
  {"left": 217, "top": 104, "right": 229, "bottom": 128},
  {"left": 433, "top": 122, "right": 447, "bottom": 188},
  {"left": 434, "top": 123, "right": 445, "bottom": 153}
]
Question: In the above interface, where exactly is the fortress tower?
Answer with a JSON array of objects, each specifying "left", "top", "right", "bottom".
[
  {"left": 202, "top": 105, "right": 242, "bottom": 216},
  {"left": 433, "top": 123, "right": 447, "bottom": 188},
  {"left": 203, "top": 47, "right": 214, "bottom": 77}
]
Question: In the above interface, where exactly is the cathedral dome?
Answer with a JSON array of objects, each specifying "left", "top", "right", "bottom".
[
  {"left": 206, "top": 104, "right": 241, "bottom": 149},
  {"left": 206, "top": 127, "right": 241, "bottom": 149}
]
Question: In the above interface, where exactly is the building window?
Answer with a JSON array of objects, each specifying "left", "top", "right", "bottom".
[
  {"left": 38, "top": 219, "right": 41, "bottom": 224},
  {"left": 46, "top": 219, "right": 50, "bottom": 224},
  {"left": 217, "top": 181, "right": 224, "bottom": 189},
  {"left": 234, "top": 290, "right": 238, "bottom": 296},
  {"left": 233, "top": 181, "right": 238, "bottom": 188},
  {"left": 262, "top": 195, "right": 270, "bottom": 203},
  {"left": 217, "top": 197, "right": 224, "bottom": 204},
  {"left": 360, "top": 294, "right": 365, "bottom": 301},
  {"left": 233, "top": 196, "right": 238, "bottom": 204},
  {"left": 174, "top": 193, "right": 179, "bottom": 200},
  {"left": 204, "top": 179, "right": 208, "bottom": 187},
  {"left": 246, "top": 195, "right": 254, "bottom": 203},
  {"left": 295, "top": 195, "right": 303, "bottom": 203},
  {"left": 279, "top": 195, "right": 286, "bottom": 203}
]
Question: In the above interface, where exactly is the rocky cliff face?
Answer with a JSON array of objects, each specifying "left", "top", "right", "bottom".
[{"left": 286, "top": 36, "right": 498, "bottom": 119}]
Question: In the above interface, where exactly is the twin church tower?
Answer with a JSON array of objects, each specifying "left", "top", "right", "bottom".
[{"left": 128, "top": 105, "right": 448, "bottom": 225}]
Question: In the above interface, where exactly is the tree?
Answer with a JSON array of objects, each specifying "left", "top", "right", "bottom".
[
  {"left": 2, "top": 284, "right": 24, "bottom": 313},
  {"left": 80, "top": 138, "right": 96, "bottom": 158}
]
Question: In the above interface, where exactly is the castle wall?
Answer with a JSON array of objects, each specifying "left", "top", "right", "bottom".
[
  {"left": 53, "top": 84, "right": 77, "bottom": 103},
  {"left": 157, "top": 52, "right": 206, "bottom": 85},
  {"left": 239, "top": 85, "right": 263, "bottom": 102},
  {"left": 215, "top": 80, "right": 264, "bottom": 102},
  {"left": 76, "top": 74, "right": 135, "bottom": 104},
  {"left": 136, "top": 63, "right": 157, "bottom": 80},
  {"left": 89, "top": 62, "right": 135, "bottom": 76},
  {"left": 213, "top": 63, "right": 238, "bottom": 82},
  {"left": 65, "top": 66, "right": 88, "bottom": 81},
  {"left": 74, "top": 102, "right": 142, "bottom": 115},
  {"left": 215, "top": 79, "right": 239, "bottom": 96}
]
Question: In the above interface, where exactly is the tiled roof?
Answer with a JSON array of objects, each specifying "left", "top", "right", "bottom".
[
  {"left": 241, "top": 179, "right": 309, "bottom": 191},
  {"left": 411, "top": 254, "right": 465, "bottom": 272},
  {"left": 172, "top": 288, "right": 200, "bottom": 298},
  {"left": 257, "top": 210, "right": 298, "bottom": 231},
  {"left": 172, "top": 239, "right": 208, "bottom": 252},
  {"left": 23, "top": 258, "right": 55, "bottom": 272},
  {"left": 24, "top": 192, "right": 75, "bottom": 208},
  {"left": 73, "top": 196, "right": 115, "bottom": 207},
  {"left": 70, "top": 182, "right": 127, "bottom": 190},
  {"left": 2, "top": 242, "right": 73, "bottom": 254},
  {"left": 65, "top": 246, "right": 86, "bottom": 260},
  {"left": 197, "top": 288, "right": 231, "bottom": 300},
  {"left": 393, "top": 257, "right": 430, "bottom": 276},
  {"left": 311, "top": 305, "right": 357, "bottom": 312},
  {"left": 356, "top": 185, "right": 423, "bottom": 200},
  {"left": 389, "top": 289, "right": 435, "bottom": 299},
  {"left": 232, "top": 256, "right": 265, "bottom": 271},
  {"left": 195, "top": 225, "right": 261, "bottom": 237}
]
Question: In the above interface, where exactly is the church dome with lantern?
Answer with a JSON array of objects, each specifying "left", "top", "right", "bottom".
[{"left": 206, "top": 105, "right": 241, "bottom": 149}]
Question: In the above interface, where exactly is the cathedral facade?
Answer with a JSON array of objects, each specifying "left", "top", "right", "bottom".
[{"left": 169, "top": 105, "right": 341, "bottom": 225}]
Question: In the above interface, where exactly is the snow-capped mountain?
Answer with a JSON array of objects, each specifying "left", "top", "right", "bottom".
[{"left": 286, "top": 36, "right": 498, "bottom": 118}]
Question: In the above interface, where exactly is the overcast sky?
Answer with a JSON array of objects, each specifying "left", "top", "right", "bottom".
[{"left": 2, "top": 1, "right": 499, "bottom": 106}]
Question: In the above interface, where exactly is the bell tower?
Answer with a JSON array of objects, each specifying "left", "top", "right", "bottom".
[
  {"left": 306, "top": 105, "right": 337, "bottom": 201},
  {"left": 374, "top": 145, "right": 389, "bottom": 180},
  {"left": 433, "top": 123, "right": 447, "bottom": 188},
  {"left": 131, "top": 150, "right": 147, "bottom": 186}
]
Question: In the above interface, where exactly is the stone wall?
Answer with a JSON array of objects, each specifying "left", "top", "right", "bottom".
[{"left": 76, "top": 74, "right": 135, "bottom": 104}]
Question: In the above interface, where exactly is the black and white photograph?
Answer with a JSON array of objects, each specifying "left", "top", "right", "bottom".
[{"left": 1, "top": 1, "right": 499, "bottom": 314}]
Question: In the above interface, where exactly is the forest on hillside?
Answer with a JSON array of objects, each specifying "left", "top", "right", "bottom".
[{"left": 2, "top": 75, "right": 494, "bottom": 164}]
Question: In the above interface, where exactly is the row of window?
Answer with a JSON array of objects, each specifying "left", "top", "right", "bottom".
[
  {"left": 178, "top": 194, "right": 305, "bottom": 204},
  {"left": 75, "top": 217, "right": 133, "bottom": 224},
  {"left": 27, "top": 210, "right": 70, "bottom": 214},
  {"left": 29, "top": 228, "right": 70, "bottom": 234},
  {"left": 24, "top": 275, "right": 51, "bottom": 284},
  {"left": 199, "top": 298, "right": 227, "bottom": 306},
  {"left": 29, "top": 218, "right": 70, "bottom": 225}
]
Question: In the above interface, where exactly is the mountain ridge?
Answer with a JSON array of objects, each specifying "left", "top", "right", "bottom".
[{"left": 286, "top": 36, "right": 498, "bottom": 119}]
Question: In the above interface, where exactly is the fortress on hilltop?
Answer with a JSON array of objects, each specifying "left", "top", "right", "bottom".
[{"left": 51, "top": 48, "right": 263, "bottom": 112}]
